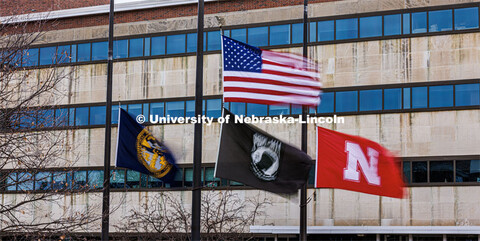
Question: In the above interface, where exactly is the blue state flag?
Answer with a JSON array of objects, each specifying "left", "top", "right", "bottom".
[{"left": 115, "top": 108, "right": 177, "bottom": 183}]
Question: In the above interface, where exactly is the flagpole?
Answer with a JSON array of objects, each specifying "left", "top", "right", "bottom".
[
  {"left": 101, "top": 0, "right": 114, "bottom": 240},
  {"left": 192, "top": 0, "right": 204, "bottom": 240},
  {"left": 300, "top": 0, "right": 309, "bottom": 240}
]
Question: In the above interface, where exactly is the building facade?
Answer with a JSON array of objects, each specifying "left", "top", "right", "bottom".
[{"left": 1, "top": 0, "right": 480, "bottom": 240}]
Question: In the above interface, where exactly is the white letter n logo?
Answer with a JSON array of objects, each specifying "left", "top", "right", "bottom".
[{"left": 343, "top": 141, "right": 381, "bottom": 186}]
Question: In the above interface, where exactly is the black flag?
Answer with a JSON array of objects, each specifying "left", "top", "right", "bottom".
[{"left": 214, "top": 109, "right": 313, "bottom": 194}]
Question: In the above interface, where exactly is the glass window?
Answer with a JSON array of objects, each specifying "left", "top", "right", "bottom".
[
  {"left": 110, "top": 170, "right": 125, "bottom": 188},
  {"left": 35, "top": 172, "right": 51, "bottom": 190},
  {"left": 144, "top": 37, "right": 151, "bottom": 56},
  {"left": 292, "top": 23, "right": 303, "bottom": 44},
  {"left": 6, "top": 173, "right": 16, "bottom": 191},
  {"left": 318, "top": 92, "right": 334, "bottom": 113},
  {"left": 17, "top": 172, "right": 34, "bottom": 191},
  {"left": 77, "top": 43, "right": 91, "bottom": 62},
  {"left": 148, "top": 176, "right": 163, "bottom": 188},
  {"left": 336, "top": 91, "right": 358, "bottom": 112},
  {"left": 36, "top": 109, "right": 54, "bottom": 128},
  {"left": 336, "top": 18, "right": 358, "bottom": 40},
  {"left": 166, "top": 34, "right": 186, "bottom": 54},
  {"left": 291, "top": 105, "right": 302, "bottom": 115},
  {"left": 185, "top": 100, "right": 195, "bottom": 117},
  {"left": 455, "top": 7, "right": 479, "bottom": 30},
  {"left": 88, "top": 170, "right": 103, "bottom": 189},
  {"left": 92, "top": 41, "right": 108, "bottom": 60},
  {"left": 90, "top": 106, "right": 106, "bottom": 125},
  {"left": 151, "top": 36, "right": 166, "bottom": 55},
  {"left": 126, "top": 170, "right": 140, "bottom": 188},
  {"left": 403, "top": 88, "right": 411, "bottom": 109},
  {"left": 403, "top": 161, "right": 411, "bottom": 183},
  {"left": 384, "top": 88, "right": 402, "bottom": 110},
  {"left": 69, "top": 108, "right": 75, "bottom": 126},
  {"left": 429, "top": 85, "right": 453, "bottom": 108},
  {"left": 73, "top": 171, "right": 87, "bottom": 189},
  {"left": 129, "top": 38, "right": 143, "bottom": 58},
  {"left": 206, "top": 99, "right": 222, "bottom": 118},
  {"left": 412, "top": 12, "right": 427, "bottom": 33},
  {"left": 57, "top": 45, "right": 71, "bottom": 63},
  {"left": 187, "top": 33, "right": 197, "bottom": 53},
  {"left": 248, "top": 26, "right": 268, "bottom": 46},
  {"left": 143, "top": 103, "right": 149, "bottom": 117},
  {"left": 384, "top": 14, "right": 402, "bottom": 36},
  {"left": 455, "top": 160, "right": 480, "bottom": 182},
  {"left": 55, "top": 108, "right": 69, "bottom": 127},
  {"left": 429, "top": 9, "right": 452, "bottom": 32},
  {"left": 71, "top": 44, "right": 77, "bottom": 63},
  {"left": 205, "top": 167, "right": 221, "bottom": 187},
  {"left": 113, "top": 40, "right": 128, "bottom": 59},
  {"left": 230, "top": 102, "right": 246, "bottom": 116},
  {"left": 231, "top": 28, "right": 247, "bottom": 43},
  {"left": 165, "top": 168, "right": 183, "bottom": 188},
  {"left": 270, "top": 24, "right": 290, "bottom": 46},
  {"left": 52, "top": 172, "right": 69, "bottom": 190},
  {"left": 309, "top": 22, "right": 316, "bottom": 42},
  {"left": 183, "top": 168, "right": 193, "bottom": 187},
  {"left": 269, "top": 105, "right": 289, "bottom": 116},
  {"left": 360, "top": 16, "right": 382, "bottom": 38},
  {"left": 359, "top": 89, "right": 382, "bottom": 111},
  {"left": 318, "top": 20, "right": 334, "bottom": 41},
  {"left": 39, "top": 46, "right": 57, "bottom": 65},
  {"left": 128, "top": 104, "right": 142, "bottom": 118},
  {"left": 150, "top": 102, "right": 164, "bottom": 117},
  {"left": 111, "top": 105, "right": 126, "bottom": 124},
  {"left": 455, "top": 83, "right": 480, "bottom": 106},
  {"left": 75, "top": 107, "right": 89, "bottom": 126},
  {"left": 412, "top": 161, "right": 427, "bottom": 183},
  {"left": 412, "top": 87, "right": 427, "bottom": 109},
  {"left": 223, "top": 29, "right": 230, "bottom": 37},
  {"left": 430, "top": 161, "right": 453, "bottom": 183},
  {"left": 403, "top": 13, "right": 411, "bottom": 34},
  {"left": 247, "top": 103, "right": 267, "bottom": 116},
  {"left": 207, "top": 31, "right": 221, "bottom": 50},
  {"left": 166, "top": 101, "right": 184, "bottom": 117},
  {"left": 23, "top": 48, "right": 39, "bottom": 67}
]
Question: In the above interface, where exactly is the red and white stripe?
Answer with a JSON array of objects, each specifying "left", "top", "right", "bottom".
[{"left": 223, "top": 49, "right": 322, "bottom": 107}]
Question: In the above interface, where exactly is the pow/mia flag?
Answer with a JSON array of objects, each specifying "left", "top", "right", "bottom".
[
  {"left": 115, "top": 108, "right": 177, "bottom": 183},
  {"left": 214, "top": 109, "right": 313, "bottom": 194}
]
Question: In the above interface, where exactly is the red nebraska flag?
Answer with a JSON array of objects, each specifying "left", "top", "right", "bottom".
[{"left": 315, "top": 126, "right": 406, "bottom": 198}]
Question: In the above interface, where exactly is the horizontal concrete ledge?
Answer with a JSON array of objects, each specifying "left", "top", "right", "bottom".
[
  {"left": 0, "top": 0, "right": 218, "bottom": 24},
  {"left": 250, "top": 226, "right": 480, "bottom": 235}
]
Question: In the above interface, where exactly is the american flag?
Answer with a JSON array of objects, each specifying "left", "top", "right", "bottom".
[{"left": 222, "top": 36, "right": 322, "bottom": 107}]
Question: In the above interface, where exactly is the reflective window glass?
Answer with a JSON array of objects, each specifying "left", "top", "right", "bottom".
[
  {"left": 205, "top": 167, "right": 221, "bottom": 187},
  {"left": 37, "top": 109, "right": 54, "bottom": 128},
  {"left": 384, "top": 88, "right": 402, "bottom": 110},
  {"left": 403, "top": 88, "right": 411, "bottom": 109},
  {"left": 148, "top": 176, "right": 163, "bottom": 188},
  {"left": 247, "top": 103, "right": 268, "bottom": 116},
  {"left": 403, "top": 13, "right": 411, "bottom": 34},
  {"left": 336, "top": 18, "right": 358, "bottom": 40},
  {"left": 52, "top": 172, "right": 69, "bottom": 190},
  {"left": 336, "top": 91, "right": 358, "bottom": 112},
  {"left": 412, "top": 161, "right": 427, "bottom": 183},
  {"left": 230, "top": 102, "right": 246, "bottom": 116},
  {"left": 35, "top": 172, "right": 51, "bottom": 190},
  {"left": 73, "top": 171, "right": 87, "bottom": 189},
  {"left": 231, "top": 28, "right": 247, "bottom": 43},
  {"left": 144, "top": 37, "right": 151, "bottom": 56},
  {"left": 126, "top": 170, "right": 140, "bottom": 188},
  {"left": 207, "top": 31, "right": 221, "bottom": 50},
  {"left": 429, "top": 85, "right": 453, "bottom": 108},
  {"left": 384, "top": 14, "right": 402, "bottom": 36},
  {"left": 270, "top": 24, "right": 290, "bottom": 46},
  {"left": 455, "top": 7, "right": 479, "bottom": 30},
  {"left": 90, "top": 106, "right": 106, "bottom": 125},
  {"left": 429, "top": 9, "right": 453, "bottom": 32},
  {"left": 111, "top": 105, "right": 126, "bottom": 124},
  {"left": 166, "top": 34, "right": 186, "bottom": 54},
  {"left": 17, "top": 172, "right": 33, "bottom": 191},
  {"left": 186, "top": 100, "right": 195, "bottom": 117},
  {"left": 77, "top": 43, "right": 91, "bottom": 62},
  {"left": 403, "top": 161, "right": 411, "bottom": 183},
  {"left": 291, "top": 105, "right": 302, "bottom": 115},
  {"left": 55, "top": 108, "right": 69, "bottom": 127},
  {"left": 143, "top": 103, "right": 149, "bottom": 117},
  {"left": 455, "top": 83, "right": 480, "bottom": 106},
  {"left": 184, "top": 168, "right": 193, "bottom": 187},
  {"left": 71, "top": 44, "right": 77, "bottom": 63},
  {"left": 129, "top": 38, "right": 144, "bottom": 58},
  {"left": 269, "top": 105, "right": 290, "bottom": 115},
  {"left": 248, "top": 27, "right": 268, "bottom": 46},
  {"left": 69, "top": 108, "right": 75, "bottom": 126},
  {"left": 88, "top": 170, "right": 103, "bottom": 189},
  {"left": 318, "top": 20, "right": 334, "bottom": 41},
  {"left": 151, "top": 36, "right": 166, "bottom": 55},
  {"left": 309, "top": 22, "right": 316, "bottom": 42},
  {"left": 359, "top": 89, "right": 382, "bottom": 111},
  {"left": 57, "top": 45, "right": 71, "bottom": 63},
  {"left": 455, "top": 160, "right": 480, "bottom": 182},
  {"left": 75, "top": 107, "right": 89, "bottom": 126},
  {"left": 6, "top": 173, "right": 16, "bottom": 191},
  {"left": 39, "top": 46, "right": 57, "bottom": 65},
  {"left": 166, "top": 101, "right": 184, "bottom": 117},
  {"left": 412, "top": 12, "right": 427, "bottom": 33},
  {"left": 187, "top": 33, "right": 197, "bottom": 53},
  {"left": 412, "top": 87, "right": 427, "bottom": 109},
  {"left": 150, "top": 102, "right": 164, "bottom": 118},
  {"left": 128, "top": 104, "right": 142, "bottom": 118},
  {"left": 21, "top": 48, "right": 38, "bottom": 67},
  {"left": 430, "top": 161, "right": 454, "bottom": 183},
  {"left": 360, "top": 16, "right": 382, "bottom": 38},
  {"left": 292, "top": 23, "right": 303, "bottom": 44},
  {"left": 91, "top": 41, "right": 108, "bottom": 60},
  {"left": 318, "top": 92, "right": 334, "bottom": 113},
  {"left": 113, "top": 40, "right": 128, "bottom": 59},
  {"left": 206, "top": 99, "right": 222, "bottom": 118},
  {"left": 165, "top": 168, "right": 183, "bottom": 188},
  {"left": 110, "top": 170, "right": 125, "bottom": 188}
]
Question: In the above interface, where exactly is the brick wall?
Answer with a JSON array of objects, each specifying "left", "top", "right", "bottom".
[{"left": 0, "top": 0, "right": 108, "bottom": 16}]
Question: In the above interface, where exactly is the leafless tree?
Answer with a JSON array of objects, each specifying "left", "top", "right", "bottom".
[{"left": 115, "top": 190, "right": 272, "bottom": 241}]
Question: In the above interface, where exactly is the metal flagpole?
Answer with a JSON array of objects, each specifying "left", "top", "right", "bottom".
[
  {"left": 101, "top": 0, "right": 115, "bottom": 240},
  {"left": 192, "top": 0, "right": 204, "bottom": 240},
  {"left": 300, "top": 0, "right": 309, "bottom": 241}
]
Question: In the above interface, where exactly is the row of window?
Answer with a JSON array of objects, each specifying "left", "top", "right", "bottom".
[
  {"left": 3, "top": 4, "right": 479, "bottom": 68},
  {"left": 2, "top": 158, "right": 478, "bottom": 192},
  {"left": 4, "top": 82, "right": 479, "bottom": 129}
]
